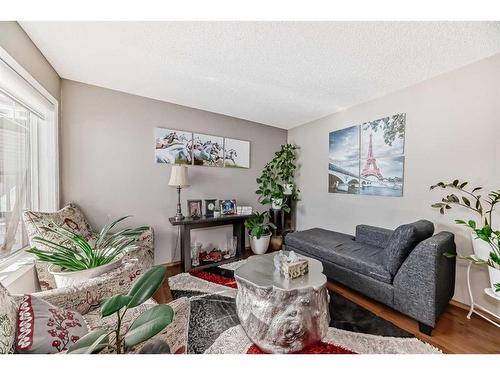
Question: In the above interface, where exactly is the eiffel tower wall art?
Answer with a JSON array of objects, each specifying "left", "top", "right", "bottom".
[{"left": 328, "top": 113, "right": 406, "bottom": 197}]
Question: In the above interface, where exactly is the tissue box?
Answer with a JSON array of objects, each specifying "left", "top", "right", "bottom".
[{"left": 280, "top": 258, "right": 309, "bottom": 280}]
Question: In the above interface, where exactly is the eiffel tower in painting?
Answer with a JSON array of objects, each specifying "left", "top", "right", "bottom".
[{"left": 360, "top": 133, "right": 383, "bottom": 180}]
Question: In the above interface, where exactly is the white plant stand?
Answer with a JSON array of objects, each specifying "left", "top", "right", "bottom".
[{"left": 466, "top": 261, "right": 500, "bottom": 328}]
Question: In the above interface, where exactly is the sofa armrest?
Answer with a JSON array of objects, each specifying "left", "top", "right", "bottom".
[
  {"left": 393, "top": 232, "right": 456, "bottom": 327},
  {"left": 27, "top": 260, "right": 144, "bottom": 315},
  {"left": 355, "top": 224, "right": 393, "bottom": 248}
]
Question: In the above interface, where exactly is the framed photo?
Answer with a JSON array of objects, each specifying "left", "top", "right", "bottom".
[
  {"left": 219, "top": 199, "right": 237, "bottom": 215},
  {"left": 187, "top": 200, "right": 202, "bottom": 218},
  {"left": 204, "top": 199, "right": 217, "bottom": 217}
]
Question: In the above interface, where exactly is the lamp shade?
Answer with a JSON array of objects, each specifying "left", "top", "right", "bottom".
[{"left": 168, "top": 165, "right": 190, "bottom": 187}]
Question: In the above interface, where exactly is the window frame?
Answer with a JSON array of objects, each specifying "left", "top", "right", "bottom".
[{"left": 0, "top": 46, "right": 59, "bottom": 265}]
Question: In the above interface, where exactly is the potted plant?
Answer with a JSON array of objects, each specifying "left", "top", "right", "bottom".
[
  {"left": 68, "top": 266, "right": 174, "bottom": 354},
  {"left": 244, "top": 211, "right": 277, "bottom": 255},
  {"left": 26, "top": 216, "right": 149, "bottom": 288},
  {"left": 431, "top": 179, "right": 500, "bottom": 295},
  {"left": 256, "top": 144, "right": 300, "bottom": 213}
]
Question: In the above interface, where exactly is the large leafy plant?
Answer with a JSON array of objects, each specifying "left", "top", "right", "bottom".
[
  {"left": 68, "top": 266, "right": 173, "bottom": 354},
  {"left": 244, "top": 211, "right": 277, "bottom": 239},
  {"left": 256, "top": 144, "right": 300, "bottom": 213},
  {"left": 430, "top": 179, "right": 500, "bottom": 226},
  {"left": 431, "top": 180, "right": 500, "bottom": 283},
  {"left": 26, "top": 217, "right": 148, "bottom": 271}
]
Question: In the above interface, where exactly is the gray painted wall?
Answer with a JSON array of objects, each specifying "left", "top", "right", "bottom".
[
  {"left": 288, "top": 53, "right": 500, "bottom": 312},
  {"left": 0, "top": 22, "right": 60, "bottom": 100},
  {"left": 60, "top": 79, "right": 287, "bottom": 264}
]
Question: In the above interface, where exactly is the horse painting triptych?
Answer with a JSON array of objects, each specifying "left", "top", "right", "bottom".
[{"left": 155, "top": 127, "right": 250, "bottom": 169}]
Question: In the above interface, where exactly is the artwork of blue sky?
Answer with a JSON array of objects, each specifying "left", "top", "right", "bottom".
[{"left": 328, "top": 113, "right": 406, "bottom": 197}]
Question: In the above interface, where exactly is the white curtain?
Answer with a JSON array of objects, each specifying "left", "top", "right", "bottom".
[{"left": 0, "top": 115, "right": 29, "bottom": 257}]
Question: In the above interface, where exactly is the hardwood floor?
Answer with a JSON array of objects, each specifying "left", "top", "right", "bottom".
[{"left": 162, "top": 252, "right": 500, "bottom": 354}]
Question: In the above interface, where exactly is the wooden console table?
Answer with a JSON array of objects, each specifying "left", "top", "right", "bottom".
[{"left": 169, "top": 214, "right": 251, "bottom": 272}]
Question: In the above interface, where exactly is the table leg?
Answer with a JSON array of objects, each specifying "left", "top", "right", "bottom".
[
  {"left": 181, "top": 226, "right": 192, "bottom": 272},
  {"left": 233, "top": 221, "right": 246, "bottom": 257}
]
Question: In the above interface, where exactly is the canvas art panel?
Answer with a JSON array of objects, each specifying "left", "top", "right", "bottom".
[
  {"left": 223, "top": 138, "right": 250, "bottom": 169},
  {"left": 328, "top": 113, "right": 406, "bottom": 197},
  {"left": 155, "top": 128, "right": 192, "bottom": 165},
  {"left": 192, "top": 133, "right": 224, "bottom": 167}
]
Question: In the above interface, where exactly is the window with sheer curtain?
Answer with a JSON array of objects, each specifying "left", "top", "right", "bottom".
[{"left": 0, "top": 51, "right": 58, "bottom": 262}]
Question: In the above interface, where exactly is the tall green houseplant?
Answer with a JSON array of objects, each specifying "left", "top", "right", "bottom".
[{"left": 256, "top": 144, "right": 300, "bottom": 213}]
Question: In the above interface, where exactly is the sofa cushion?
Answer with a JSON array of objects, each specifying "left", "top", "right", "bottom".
[
  {"left": 83, "top": 297, "right": 190, "bottom": 354},
  {"left": 15, "top": 295, "right": 89, "bottom": 354},
  {"left": 384, "top": 220, "right": 434, "bottom": 276},
  {"left": 22, "top": 203, "right": 96, "bottom": 291},
  {"left": 0, "top": 283, "right": 17, "bottom": 354},
  {"left": 285, "top": 228, "right": 392, "bottom": 283}
]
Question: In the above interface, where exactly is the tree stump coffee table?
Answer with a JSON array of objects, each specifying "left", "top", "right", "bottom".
[{"left": 234, "top": 252, "right": 330, "bottom": 353}]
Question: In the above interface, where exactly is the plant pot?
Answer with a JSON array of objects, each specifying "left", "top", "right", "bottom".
[
  {"left": 471, "top": 232, "right": 492, "bottom": 260},
  {"left": 270, "top": 235, "right": 283, "bottom": 251},
  {"left": 249, "top": 233, "right": 271, "bottom": 255},
  {"left": 488, "top": 266, "right": 500, "bottom": 297},
  {"left": 49, "top": 257, "right": 123, "bottom": 288},
  {"left": 271, "top": 198, "right": 283, "bottom": 210},
  {"left": 283, "top": 184, "right": 294, "bottom": 196}
]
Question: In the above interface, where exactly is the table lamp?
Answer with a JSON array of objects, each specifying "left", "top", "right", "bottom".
[{"left": 168, "top": 165, "right": 189, "bottom": 221}]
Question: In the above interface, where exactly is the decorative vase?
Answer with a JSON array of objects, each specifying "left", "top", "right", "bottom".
[
  {"left": 49, "top": 256, "right": 123, "bottom": 288},
  {"left": 249, "top": 233, "right": 271, "bottom": 255},
  {"left": 283, "top": 184, "right": 293, "bottom": 196},
  {"left": 271, "top": 198, "right": 283, "bottom": 210},
  {"left": 213, "top": 210, "right": 221, "bottom": 218},
  {"left": 470, "top": 232, "right": 492, "bottom": 260},
  {"left": 488, "top": 266, "right": 500, "bottom": 297}
]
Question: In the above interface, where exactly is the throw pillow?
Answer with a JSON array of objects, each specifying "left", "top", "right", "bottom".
[
  {"left": 0, "top": 283, "right": 17, "bottom": 354},
  {"left": 83, "top": 297, "right": 190, "bottom": 354},
  {"left": 16, "top": 295, "right": 89, "bottom": 354},
  {"left": 22, "top": 203, "right": 95, "bottom": 290},
  {"left": 384, "top": 220, "right": 434, "bottom": 276}
]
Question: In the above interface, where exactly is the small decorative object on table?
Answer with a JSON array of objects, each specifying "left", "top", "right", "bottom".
[
  {"left": 237, "top": 206, "right": 253, "bottom": 215},
  {"left": 220, "top": 199, "right": 237, "bottom": 215},
  {"left": 204, "top": 199, "right": 217, "bottom": 217},
  {"left": 187, "top": 200, "right": 202, "bottom": 218},
  {"left": 274, "top": 250, "right": 309, "bottom": 279},
  {"left": 191, "top": 242, "right": 202, "bottom": 266},
  {"left": 213, "top": 208, "right": 221, "bottom": 218}
]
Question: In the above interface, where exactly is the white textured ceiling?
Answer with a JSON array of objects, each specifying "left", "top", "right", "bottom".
[{"left": 20, "top": 21, "right": 500, "bottom": 129}]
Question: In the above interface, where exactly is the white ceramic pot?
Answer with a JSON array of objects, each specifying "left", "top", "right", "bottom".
[
  {"left": 271, "top": 198, "right": 283, "bottom": 210},
  {"left": 471, "top": 232, "right": 492, "bottom": 260},
  {"left": 49, "top": 257, "right": 123, "bottom": 288},
  {"left": 488, "top": 266, "right": 500, "bottom": 297},
  {"left": 283, "top": 184, "right": 294, "bottom": 196},
  {"left": 249, "top": 233, "right": 271, "bottom": 255}
]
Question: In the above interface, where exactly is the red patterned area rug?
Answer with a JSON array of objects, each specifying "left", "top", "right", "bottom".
[{"left": 168, "top": 260, "right": 442, "bottom": 354}]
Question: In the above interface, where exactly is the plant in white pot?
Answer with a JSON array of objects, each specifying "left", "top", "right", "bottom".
[
  {"left": 430, "top": 179, "right": 500, "bottom": 295},
  {"left": 245, "top": 211, "right": 277, "bottom": 255},
  {"left": 430, "top": 180, "right": 500, "bottom": 258},
  {"left": 26, "top": 216, "right": 148, "bottom": 288}
]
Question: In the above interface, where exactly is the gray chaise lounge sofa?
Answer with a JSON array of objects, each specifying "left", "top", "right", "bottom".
[{"left": 284, "top": 220, "right": 456, "bottom": 335}]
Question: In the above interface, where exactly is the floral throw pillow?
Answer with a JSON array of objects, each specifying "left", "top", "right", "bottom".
[
  {"left": 0, "top": 283, "right": 17, "bottom": 354},
  {"left": 22, "top": 203, "right": 96, "bottom": 291},
  {"left": 16, "top": 295, "right": 89, "bottom": 354}
]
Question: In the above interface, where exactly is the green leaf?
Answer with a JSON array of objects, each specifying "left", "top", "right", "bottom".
[
  {"left": 127, "top": 266, "right": 166, "bottom": 308},
  {"left": 455, "top": 219, "right": 466, "bottom": 225},
  {"left": 472, "top": 187, "right": 482, "bottom": 193},
  {"left": 100, "top": 294, "right": 132, "bottom": 317},
  {"left": 443, "top": 252, "right": 457, "bottom": 258},
  {"left": 459, "top": 182, "right": 468, "bottom": 188},
  {"left": 452, "top": 179, "right": 459, "bottom": 186},
  {"left": 462, "top": 197, "right": 470, "bottom": 206},
  {"left": 468, "top": 220, "right": 476, "bottom": 229},
  {"left": 67, "top": 329, "right": 109, "bottom": 354},
  {"left": 124, "top": 304, "right": 174, "bottom": 348}
]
